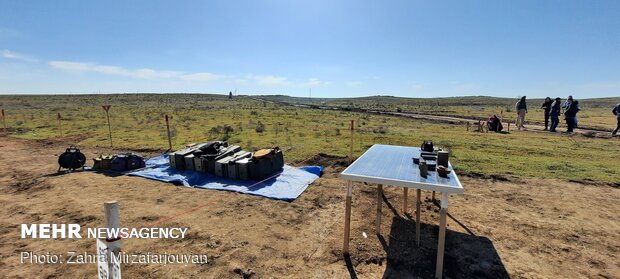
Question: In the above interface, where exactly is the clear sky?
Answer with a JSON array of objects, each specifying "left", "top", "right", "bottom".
[{"left": 1, "top": 0, "right": 619, "bottom": 98}]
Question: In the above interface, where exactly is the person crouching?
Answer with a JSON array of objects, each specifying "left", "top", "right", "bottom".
[{"left": 488, "top": 115, "right": 503, "bottom": 132}]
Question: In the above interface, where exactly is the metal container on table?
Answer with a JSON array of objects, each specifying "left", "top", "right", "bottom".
[{"left": 437, "top": 151, "right": 449, "bottom": 168}]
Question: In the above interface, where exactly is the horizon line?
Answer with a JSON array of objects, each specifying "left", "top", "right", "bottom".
[{"left": 0, "top": 92, "right": 618, "bottom": 100}]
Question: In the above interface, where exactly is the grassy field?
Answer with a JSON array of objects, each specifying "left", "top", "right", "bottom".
[
  {"left": 261, "top": 95, "right": 620, "bottom": 131},
  {"left": 1, "top": 94, "right": 619, "bottom": 184}
]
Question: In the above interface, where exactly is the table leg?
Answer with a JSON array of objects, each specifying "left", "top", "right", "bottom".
[
  {"left": 343, "top": 181, "right": 352, "bottom": 254},
  {"left": 403, "top": 188, "right": 408, "bottom": 213},
  {"left": 416, "top": 189, "right": 421, "bottom": 246},
  {"left": 376, "top": 184, "right": 383, "bottom": 234},
  {"left": 435, "top": 192, "right": 449, "bottom": 279}
]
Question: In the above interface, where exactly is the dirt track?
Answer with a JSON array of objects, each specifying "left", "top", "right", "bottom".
[
  {"left": 0, "top": 136, "right": 619, "bottom": 278},
  {"left": 255, "top": 97, "right": 615, "bottom": 138}
]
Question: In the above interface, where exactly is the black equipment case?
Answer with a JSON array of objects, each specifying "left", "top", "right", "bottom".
[{"left": 58, "top": 145, "right": 86, "bottom": 172}]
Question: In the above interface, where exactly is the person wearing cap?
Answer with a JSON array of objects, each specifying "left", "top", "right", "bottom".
[
  {"left": 549, "top": 97, "right": 562, "bottom": 132},
  {"left": 515, "top": 96, "right": 528, "bottom": 130},
  {"left": 612, "top": 102, "right": 620, "bottom": 136}
]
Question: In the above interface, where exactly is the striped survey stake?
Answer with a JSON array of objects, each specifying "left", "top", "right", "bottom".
[{"left": 102, "top": 105, "right": 113, "bottom": 147}]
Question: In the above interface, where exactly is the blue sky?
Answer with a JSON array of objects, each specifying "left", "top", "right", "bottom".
[{"left": 0, "top": 0, "right": 619, "bottom": 98}]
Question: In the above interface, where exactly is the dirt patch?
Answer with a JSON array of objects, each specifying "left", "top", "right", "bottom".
[
  {"left": 0, "top": 137, "right": 619, "bottom": 278},
  {"left": 298, "top": 153, "right": 351, "bottom": 173},
  {"left": 458, "top": 170, "right": 517, "bottom": 182}
]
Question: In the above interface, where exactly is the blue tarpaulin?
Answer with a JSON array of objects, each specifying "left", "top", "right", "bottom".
[{"left": 125, "top": 154, "right": 322, "bottom": 201}]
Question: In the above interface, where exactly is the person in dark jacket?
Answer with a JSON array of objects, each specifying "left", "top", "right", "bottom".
[
  {"left": 612, "top": 103, "right": 620, "bottom": 136},
  {"left": 487, "top": 115, "right": 503, "bottom": 132},
  {"left": 549, "top": 97, "right": 562, "bottom": 132},
  {"left": 564, "top": 100, "right": 580, "bottom": 133},
  {"left": 515, "top": 96, "right": 528, "bottom": 130},
  {"left": 541, "top": 97, "right": 553, "bottom": 130}
]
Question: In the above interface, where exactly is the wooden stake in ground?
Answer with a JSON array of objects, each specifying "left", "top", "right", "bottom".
[
  {"left": 1, "top": 109, "right": 6, "bottom": 133},
  {"left": 376, "top": 184, "right": 383, "bottom": 234},
  {"left": 349, "top": 119, "right": 355, "bottom": 162},
  {"left": 403, "top": 188, "right": 408, "bottom": 213},
  {"left": 343, "top": 119, "right": 355, "bottom": 254},
  {"left": 416, "top": 188, "right": 421, "bottom": 246},
  {"left": 165, "top": 114, "right": 173, "bottom": 151},
  {"left": 57, "top": 113, "right": 62, "bottom": 137},
  {"left": 435, "top": 193, "right": 449, "bottom": 279},
  {"left": 102, "top": 105, "right": 112, "bottom": 147}
]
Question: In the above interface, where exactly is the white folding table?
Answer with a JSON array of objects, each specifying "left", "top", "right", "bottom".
[{"left": 340, "top": 144, "right": 464, "bottom": 279}]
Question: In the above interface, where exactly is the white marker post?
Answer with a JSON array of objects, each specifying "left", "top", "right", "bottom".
[{"left": 98, "top": 201, "right": 122, "bottom": 279}]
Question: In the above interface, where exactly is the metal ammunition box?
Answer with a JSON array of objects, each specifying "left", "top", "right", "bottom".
[
  {"left": 169, "top": 143, "right": 207, "bottom": 170},
  {"left": 235, "top": 158, "right": 253, "bottom": 180},
  {"left": 214, "top": 155, "right": 234, "bottom": 177},
  {"left": 184, "top": 154, "right": 196, "bottom": 171},
  {"left": 250, "top": 149, "right": 284, "bottom": 180},
  {"left": 194, "top": 155, "right": 206, "bottom": 172},
  {"left": 201, "top": 145, "right": 241, "bottom": 174},
  {"left": 226, "top": 151, "right": 252, "bottom": 179},
  {"left": 215, "top": 150, "right": 248, "bottom": 178}
]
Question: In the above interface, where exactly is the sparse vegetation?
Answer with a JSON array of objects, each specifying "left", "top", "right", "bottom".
[{"left": 0, "top": 93, "right": 618, "bottom": 184}]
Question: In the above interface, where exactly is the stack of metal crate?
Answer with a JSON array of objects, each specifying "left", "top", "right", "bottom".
[{"left": 169, "top": 142, "right": 284, "bottom": 180}]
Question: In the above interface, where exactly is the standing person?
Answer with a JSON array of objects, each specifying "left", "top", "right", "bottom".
[
  {"left": 541, "top": 97, "right": 553, "bottom": 130},
  {"left": 549, "top": 97, "right": 561, "bottom": 132},
  {"left": 515, "top": 96, "right": 528, "bottom": 130},
  {"left": 562, "top": 95, "right": 573, "bottom": 113},
  {"left": 564, "top": 99, "right": 580, "bottom": 133},
  {"left": 612, "top": 102, "right": 620, "bottom": 136}
]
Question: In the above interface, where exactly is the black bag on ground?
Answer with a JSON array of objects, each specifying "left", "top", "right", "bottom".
[
  {"left": 93, "top": 155, "right": 113, "bottom": 170},
  {"left": 111, "top": 154, "right": 145, "bottom": 172},
  {"left": 58, "top": 145, "right": 86, "bottom": 170}
]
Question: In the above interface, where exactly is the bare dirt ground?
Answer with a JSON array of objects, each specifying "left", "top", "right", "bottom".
[{"left": 1, "top": 136, "right": 618, "bottom": 278}]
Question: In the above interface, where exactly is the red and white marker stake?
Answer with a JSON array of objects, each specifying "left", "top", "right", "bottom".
[
  {"left": 165, "top": 114, "right": 173, "bottom": 151},
  {"left": 102, "top": 105, "right": 112, "bottom": 147}
]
